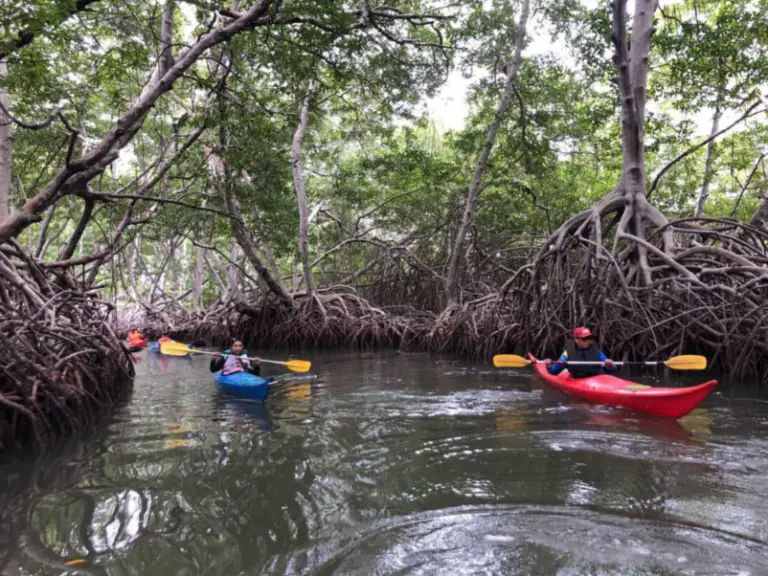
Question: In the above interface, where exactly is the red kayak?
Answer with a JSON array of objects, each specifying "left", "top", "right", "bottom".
[{"left": 529, "top": 354, "right": 717, "bottom": 419}]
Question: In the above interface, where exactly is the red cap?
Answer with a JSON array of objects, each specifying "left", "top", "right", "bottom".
[{"left": 573, "top": 327, "right": 593, "bottom": 339}]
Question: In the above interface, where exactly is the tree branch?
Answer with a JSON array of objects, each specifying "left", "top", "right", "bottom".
[
  {"left": 731, "top": 152, "right": 768, "bottom": 216},
  {"left": 648, "top": 101, "right": 767, "bottom": 197},
  {"left": 58, "top": 197, "right": 95, "bottom": 261},
  {"left": 0, "top": 1, "right": 102, "bottom": 61},
  {"left": 0, "top": 0, "right": 275, "bottom": 245}
]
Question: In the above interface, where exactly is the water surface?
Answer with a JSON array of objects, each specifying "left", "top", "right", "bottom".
[{"left": 1, "top": 350, "right": 767, "bottom": 575}]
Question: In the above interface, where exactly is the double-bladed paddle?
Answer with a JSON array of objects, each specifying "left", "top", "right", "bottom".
[
  {"left": 159, "top": 341, "right": 312, "bottom": 373},
  {"left": 492, "top": 354, "right": 707, "bottom": 371}
]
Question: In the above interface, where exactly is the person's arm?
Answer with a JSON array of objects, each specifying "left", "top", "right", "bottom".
[
  {"left": 247, "top": 357, "right": 261, "bottom": 376},
  {"left": 599, "top": 350, "right": 616, "bottom": 373},
  {"left": 547, "top": 352, "right": 568, "bottom": 375},
  {"left": 209, "top": 354, "right": 225, "bottom": 372}
]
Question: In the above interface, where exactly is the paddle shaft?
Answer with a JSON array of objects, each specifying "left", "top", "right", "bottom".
[
  {"left": 180, "top": 347, "right": 287, "bottom": 366},
  {"left": 545, "top": 360, "right": 663, "bottom": 367},
  {"left": 493, "top": 353, "right": 705, "bottom": 371}
]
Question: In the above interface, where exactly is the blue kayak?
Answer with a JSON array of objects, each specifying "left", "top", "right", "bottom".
[{"left": 213, "top": 370, "right": 274, "bottom": 401}]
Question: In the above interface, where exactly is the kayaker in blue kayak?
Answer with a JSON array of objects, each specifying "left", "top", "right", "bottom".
[
  {"left": 209, "top": 339, "right": 262, "bottom": 376},
  {"left": 544, "top": 327, "right": 615, "bottom": 378}
]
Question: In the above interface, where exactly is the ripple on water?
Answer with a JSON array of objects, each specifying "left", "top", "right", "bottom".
[{"left": 265, "top": 504, "right": 768, "bottom": 576}]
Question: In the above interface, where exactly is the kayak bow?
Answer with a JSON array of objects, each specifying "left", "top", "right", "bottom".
[
  {"left": 213, "top": 370, "right": 274, "bottom": 401},
  {"left": 529, "top": 354, "right": 716, "bottom": 419}
]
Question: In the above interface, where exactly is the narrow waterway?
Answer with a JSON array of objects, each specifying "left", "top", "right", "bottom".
[{"left": 1, "top": 350, "right": 768, "bottom": 575}]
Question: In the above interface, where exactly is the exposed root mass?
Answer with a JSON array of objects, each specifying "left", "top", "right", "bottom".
[
  {"left": 0, "top": 247, "right": 134, "bottom": 451},
  {"left": 163, "top": 218, "right": 768, "bottom": 385}
]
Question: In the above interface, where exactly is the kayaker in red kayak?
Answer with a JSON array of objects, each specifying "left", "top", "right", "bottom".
[
  {"left": 544, "top": 327, "right": 616, "bottom": 378},
  {"left": 210, "top": 338, "right": 262, "bottom": 376}
]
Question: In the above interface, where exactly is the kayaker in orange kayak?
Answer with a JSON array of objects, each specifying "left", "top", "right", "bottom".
[
  {"left": 127, "top": 329, "right": 146, "bottom": 344},
  {"left": 209, "top": 338, "right": 262, "bottom": 376},
  {"left": 544, "top": 327, "right": 615, "bottom": 378}
]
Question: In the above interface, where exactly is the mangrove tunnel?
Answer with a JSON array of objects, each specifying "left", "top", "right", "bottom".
[
  {"left": 4, "top": 0, "right": 768, "bottom": 573},
  {"left": 3, "top": 0, "right": 768, "bottom": 447}
]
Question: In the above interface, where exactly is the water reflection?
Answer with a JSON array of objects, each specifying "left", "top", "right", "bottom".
[{"left": 0, "top": 353, "right": 767, "bottom": 575}]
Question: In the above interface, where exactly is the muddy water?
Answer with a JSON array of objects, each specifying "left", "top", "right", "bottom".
[{"left": 1, "top": 350, "right": 767, "bottom": 575}]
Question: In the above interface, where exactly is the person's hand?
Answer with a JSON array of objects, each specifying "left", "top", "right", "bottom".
[
  {"left": 252, "top": 356, "right": 261, "bottom": 366},
  {"left": 213, "top": 351, "right": 221, "bottom": 358},
  {"left": 544, "top": 358, "right": 553, "bottom": 367},
  {"left": 603, "top": 359, "right": 614, "bottom": 369}
]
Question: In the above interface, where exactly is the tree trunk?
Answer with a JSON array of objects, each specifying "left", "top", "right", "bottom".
[
  {"left": 193, "top": 244, "right": 205, "bottom": 311},
  {"left": 444, "top": 0, "right": 530, "bottom": 306},
  {"left": 0, "top": 58, "right": 12, "bottom": 222},
  {"left": 614, "top": 0, "right": 657, "bottom": 196},
  {"left": 225, "top": 242, "right": 239, "bottom": 302},
  {"left": 124, "top": 242, "right": 141, "bottom": 301},
  {"left": 35, "top": 206, "right": 56, "bottom": 257},
  {"left": 206, "top": 120, "right": 292, "bottom": 305},
  {"left": 694, "top": 98, "right": 723, "bottom": 218},
  {"left": 149, "top": 235, "right": 178, "bottom": 304},
  {"left": 203, "top": 17, "right": 292, "bottom": 307},
  {"left": 292, "top": 262, "right": 300, "bottom": 292},
  {"left": 611, "top": 0, "right": 661, "bottom": 285},
  {"left": 291, "top": 78, "right": 318, "bottom": 296},
  {"left": 159, "top": 1, "right": 175, "bottom": 75},
  {"left": 204, "top": 253, "right": 226, "bottom": 295},
  {"left": 748, "top": 187, "right": 768, "bottom": 232},
  {"left": 224, "top": 191, "right": 294, "bottom": 305},
  {"left": 58, "top": 198, "right": 95, "bottom": 261}
]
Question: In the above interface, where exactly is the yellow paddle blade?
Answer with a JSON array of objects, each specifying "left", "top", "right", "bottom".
[
  {"left": 284, "top": 359, "right": 311, "bottom": 373},
  {"left": 492, "top": 354, "right": 532, "bottom": 368},
  {"left": 159, "top": 341, "right": 193, "bottom": 356},
  {"left": 663, "top": 355, "right": 707, "bottom": 371}
]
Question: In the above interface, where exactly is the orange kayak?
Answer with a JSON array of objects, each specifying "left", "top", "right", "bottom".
[
  {"left": 128, "top": 338, "right": 147, "bottom": 349},
  {"left": 529, "top": 354, "right": 717, "bottom": 419}
]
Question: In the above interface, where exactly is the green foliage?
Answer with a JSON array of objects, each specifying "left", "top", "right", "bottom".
[{"left": 5, "top": 0, "right": 768, "bottom": 309}]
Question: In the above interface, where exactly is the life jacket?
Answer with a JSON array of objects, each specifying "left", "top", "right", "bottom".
[
  {"left": 221, "top": 349, "right": 251, "bottom": 375},
  {"left": 565, "top": 341, "right": 602, "bottom": 378}
]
